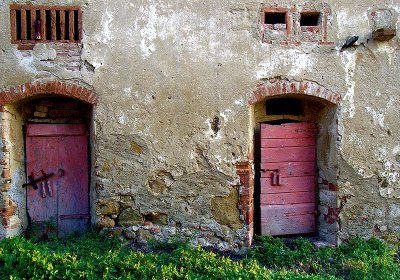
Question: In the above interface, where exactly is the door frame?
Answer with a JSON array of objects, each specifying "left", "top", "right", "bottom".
[
  {"left": 0, "top": 81, "right": 97, "bottom": 240},
  {"left": 246, "top": 79, "right": 340, "bottom": 245}
]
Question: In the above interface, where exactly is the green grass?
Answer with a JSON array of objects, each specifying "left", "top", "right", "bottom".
[
  {"left": 0, "top": 232, "right": 398, "bottom": 279},
  {"left": 249, "top": 235, "right": 400, "bottom": 280}
]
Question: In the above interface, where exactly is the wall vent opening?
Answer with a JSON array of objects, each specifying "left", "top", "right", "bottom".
[
  {"left": 265, "top": 98, "right": 304, "bottom": 116},
  {"left": 265, "top": 12, "right": 287, "bottom": 25},
  {"left": 10, "top": 4, "right": 82, "bottom": 45},
  {"left": 300, "top": 12, "right": 321, "bottom": 26}
]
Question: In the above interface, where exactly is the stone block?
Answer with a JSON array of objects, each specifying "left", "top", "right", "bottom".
[
  {"left": 137, "top": 229, "right": 154, "bottom": 243},
  {"left": 35, "top": 106, "right": 49, "bottom": 113},
  {"left": 97, "top": 199, "right": 120, "bottom": 215},
  {"left": 0, "top": 183, "right": 11, "bottom": 192},
  {"left": 97, "top": 216, "right": 115, "bottom": 228},
  {"left": 33, "top": 111, "right": 47, "bottom": 118},
  {"left": 118, "top": 208, "right": 144, "bottom": 227},
  {"left": 319, "top": 189, "right": 337, "bottom": 207},
  {"left": 123, "top": 229, "right": 136, "bottom": 240},
  {"left": 211, "top": 188, "right": 242, "bottom": 230}
]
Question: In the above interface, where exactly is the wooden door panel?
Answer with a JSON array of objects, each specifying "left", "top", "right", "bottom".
[
  {"left": 261, "top": 176, "right": 315, "bottom": 194},
  {"left": 58, "top": 134, "right": 89, "bottom": 237},
  {"left": 58, "top": 135, "right": 89, "bottom": 236},
  {"left": 26, "top": 136, "right": 59, "bottom": 223},
  {"left": 261, "top": 138, "right": 315, "bottom": 148},
  {"left": 261, "top": 162, "right": 315, "bottom": 178},
  {"left": 260, "top": 122, "right": 317, "bottom": 236},
  {"left": 261, "top": 123, "right": 318, "bottom": 139},
  {"left": 261, "top": 204, "right": 316, "bottom": 235},
  {"left": 26, "top": 124, "right": 87, "bottom": 136},
  {"left": 260, "top": 191, "right": 315, "bottom": 205},
  {"left": 261, "top": 146, "right": 316, "bottom": 162}
]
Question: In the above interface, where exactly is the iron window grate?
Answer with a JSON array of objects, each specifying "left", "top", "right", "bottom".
[{"left": 10, "top": 4, "right": 82, "bottom": 44}]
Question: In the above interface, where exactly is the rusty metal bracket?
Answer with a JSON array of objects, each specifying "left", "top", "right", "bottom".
[{"left": 22, "top": 170, "right": 54, "bottom": 189}]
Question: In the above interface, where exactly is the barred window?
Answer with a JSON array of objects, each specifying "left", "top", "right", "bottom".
[{"left": 10, "top": 4, "right": 82, "bottom": 45}]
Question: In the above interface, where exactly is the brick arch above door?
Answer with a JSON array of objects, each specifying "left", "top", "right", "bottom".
[
  {"left": 249, "top": 78, "right": 341, "bottom": 105},
  {"left": 0, "top": 81, "right": 97, "bottom": 106}
]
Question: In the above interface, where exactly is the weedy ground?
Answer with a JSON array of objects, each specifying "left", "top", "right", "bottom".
[{"left": 0, "top": 231, "right": 399, "bottom": 279}]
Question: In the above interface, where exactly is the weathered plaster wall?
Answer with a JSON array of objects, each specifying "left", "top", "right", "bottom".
[{"left": 0, "top": 0, "right": 399, "bottom": 247}]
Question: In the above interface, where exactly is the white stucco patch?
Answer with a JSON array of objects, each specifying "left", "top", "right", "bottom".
[
  {"left": 364, "top": 106, "right": 386, "bottom": 129},
  {"left": 234, "top": 98, "right": 244, "bottom": 106},
  {"left": 336, "top": 10, "right": 368, "bottom": 40},
  {"left": 96, "top": 8, "right": 115, "bottom": 44},
  {"left": 14, "top": 50, "right": 36, "bottom": 73},
  {"left": 138, "top": 4, "right": 158, "bottom": 58},
  {"left": 117, "top": 111, "right": 126, "bottom": 125},
  {"left": 123, "top": 87, "right": 132, "bottom": 97},
  {"left": 348, "top": 133, "right": 363, "bottom": 147},
  {"left": 375, "top": 147, "right": 400, "bottom": 198},
  {"left": 220, "top": 109, "right": 233, "bottom": 122},
  {"left": 340, "top": 51, "right": 357, "bottom": 118},
  {"left": 256, "top": 49, "right": 315, "bottom": 79}
]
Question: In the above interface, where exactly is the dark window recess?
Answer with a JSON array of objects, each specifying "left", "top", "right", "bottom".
[
  {"left": 300, "top": 12, "right": 320, "bottom": 26},
  {"left": 10, "top": 4, "right": 82, "bottom": 44},
  {"left": 265, "top": 98, "right": 304, "bottom": 116},
  {"left": 265, "top": 12, "right": 286, "bottom": 24}
]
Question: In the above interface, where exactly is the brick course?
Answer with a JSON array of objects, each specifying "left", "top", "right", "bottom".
[
  {"left": 0, "top": 81, "right": 97, "bottom": 106},
  {"left": 249, "top": 78, "right": 341, "bottom": 105},
  {"left": 235, "top": 161, "right": 253, "bottom": 246}
]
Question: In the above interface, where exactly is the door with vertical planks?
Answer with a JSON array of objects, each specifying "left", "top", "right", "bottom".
[
  {"left": 26, "top": 124, "right": 89, "bottom": 237},
  {"left": 260, "top": 122, "right": 317, "bottom": 235}
]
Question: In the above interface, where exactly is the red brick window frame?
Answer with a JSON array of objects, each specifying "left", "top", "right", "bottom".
[
  {"left": 261, "top": 5, "right": 333, "bottom": 45},
  {"left": 10, "top": 4, "right": 82, "bottom": 47},
  {"left": 300, "top": 11, "right": 321, "bottom": 31},
  {"left": 261, "top": 7, "right": 292, "bottom": 43}
]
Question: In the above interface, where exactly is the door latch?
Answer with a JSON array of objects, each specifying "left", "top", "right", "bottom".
[
  {"left": 22, "top": 170, "right": 54, "bottom": 190},
  {"left": 261, "top": 169, "right": 280, "bottom": 186}
]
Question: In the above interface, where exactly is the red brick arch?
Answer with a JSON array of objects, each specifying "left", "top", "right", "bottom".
[
  {"left": 249, "top": 78, "right": 341, "bottom": 105},
  {"left": 0, "top": 81, "right": 97, "bottom": 106}
]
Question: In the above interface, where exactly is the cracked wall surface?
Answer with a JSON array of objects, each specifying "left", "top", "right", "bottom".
[{"left": 0, "top": 0, "right": 400, "bottom": 248}]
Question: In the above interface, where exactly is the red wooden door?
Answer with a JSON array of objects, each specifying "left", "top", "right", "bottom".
[
  {"left": 260, "top": 122, "right": 317, "bottom": 235},
  {"left": 26, "top": 124, "right": 89, "bottom": 237}
]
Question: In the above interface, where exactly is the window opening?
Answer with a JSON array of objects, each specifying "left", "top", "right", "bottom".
[
  {"left": 10, "top": 4, "right": 82, "bottom": 45},
  {"left": 65, "top": 11, "right": 70, "bottom": 40},
  {"left": 15, "top": 10, "right": 21, "bottom": 40},
  {"left": 265, "top": 12, "right": 286, "bottom": 25},
  {"left": 26, "top": 10, "right": 32, "bottom": 40},
  {"left": 74, "top": 10, "right": 79, "bottom": 41},
  {"left": 300, "top": 12, "right": 320, "bottom": 26},
  {"left": 265, "top": 98, "right": 304, "bottom": 116}
]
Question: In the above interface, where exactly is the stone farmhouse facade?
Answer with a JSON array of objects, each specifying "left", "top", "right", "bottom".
[{"left": 0, "top": 0, "right": 399, "bottom": 250}]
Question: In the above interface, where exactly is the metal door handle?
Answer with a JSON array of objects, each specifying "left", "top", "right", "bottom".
[
  {"left": 261, "top": 169, "right": 280, "bottom": 186},
  {"left": 261, "top": 169, "right": 279, "bottom": 172},
  {"left": 41, "top": 182, "right": 47, "bottom": 198}
]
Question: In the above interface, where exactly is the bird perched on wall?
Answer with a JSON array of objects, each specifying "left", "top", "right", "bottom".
[{"left": 340, "top": 36, "right": 359, "bottom": 51}]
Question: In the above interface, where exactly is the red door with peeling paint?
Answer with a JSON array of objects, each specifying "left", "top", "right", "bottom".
[
  {"left": 26, "top": 124, "right": 89, "bottom": 237},
  {"left": 260, "top": 122, "right": 317, "bottom": 235}
]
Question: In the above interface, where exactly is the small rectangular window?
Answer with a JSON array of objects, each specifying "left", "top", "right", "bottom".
[
  {"left": 10, "top": 4, "right": 82, "bottom": 45},
  {"left": 300, "top": 12, "right": 320, "bottom": 26},
  {"left": 265, "top": 12, "right": 287, "bottom": 25}
]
